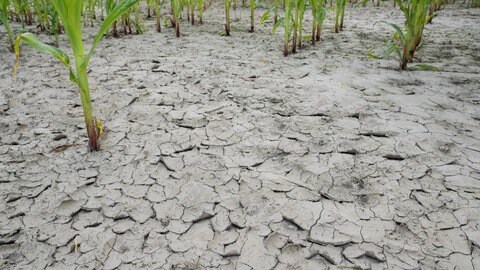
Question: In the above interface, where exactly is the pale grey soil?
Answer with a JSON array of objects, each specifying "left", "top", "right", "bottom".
[{"left": 0, "top": 3, "right": 479, "bottom": 270}]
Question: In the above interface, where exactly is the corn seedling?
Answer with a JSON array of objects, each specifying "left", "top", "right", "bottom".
[
  {"left": 310, "top": 0, "right": 327, "bottom": 44},
  {"left": 427, "top": 0, "right": 442, "bottom": 22},
  {"left": 121, "top": 9, "right": 133, "bottom": 34},
  {"left": 335, "top": 0, "right": 347, "bottom": 32},
  {"left": 30, "top": 0, "right": 62, "bottom": 37},
  {"left": 249, "top": 0, "right": 256, "bottom": 32},
  {"left": 30, "top": 1, "right": 62, "bottom": 44},
  {"left": 259, "top": 0, "right": 281, "bottom": 23},
  {"left": 197, "top": 0, "right": 204, "bottom": 23},
  {"left": 12, "top": 0, "right": 33, "bottom": 28},
  {"left": 171, "top": 0, "right": 182, "bottom": 37},
  {"left": 99, "top": 0, "right": 105, "bottom": 20},
  {"left": 32, "top": 0, "right": 49, "bottom": 31},
  {"left": 147, "top": 0, "right": 154, "bottom": 18},
  {"left": 12, "top": 0, "right": 33, "bottom": 27},
  {"left": 185, "top": 0, "right": 190, "bottom": 22},
  {"left": 106, "top": 0, "right": 120, "bottom": 37},
  {"left": 397, "top": 0, "right": 432, "bottom": 69},
  {"left": 14, "top": 0, "right": 141, "bottom": 150},
  {"left": 85, "top": 0, "right": 97, "bottom": 27},
  {"left": 46, "top": 2, "right": 62, "bottom": 45},
  {"left": 260, "top": 0, "right": 295, "bottom": 55},
  {"left": 282, "top": 0, "right": 295, "bottom": 55},
  {"left": 225, "top": 0, "right": 231, "bottom": 35},
  {"left": 105, "top": 0, "right": 144, "bottom": 37},
  {"left": 261, "top": 0, "right": 312, "bottom": 55},
  {"left": 273, "top": 0, "right": 281, "bottom": 23},
  {"left": 372, "top": 0, "right": 432, "bottom": 69},
  {"left": 0, "top": 0, "right": 14, "bottom": 49},
  {"left": 429, "top": 0, "right": 443, "bottom": 10},
  {"left": 153, "top": 0, "right": 163, "bottom": 31},
  {"left": 187, "top": 0, "right": 195, "bottom": 24},
  {"left": 292, "top": 0, "right": 306, "bottom": 51},
  {"left": 131, "top": 3, "right": 145, "bottom": 34}
]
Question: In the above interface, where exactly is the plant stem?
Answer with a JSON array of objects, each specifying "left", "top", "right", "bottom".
[
  {"left": 225, "top": 0, "right": 230, "bottom": 36},
  {"left": 283, "top": 0, "right": 290, "bottom": 56},
  {"left": 76, "top": 70, "right": 99, "bottom": 150},
  {"left": 249, "top": 0, "right": 254, "bottom": 32},
  {"left": 316, "top": 22, "right": 321, "bottom": 41},
  {"left": 340, "top": 0, "right": 345, "bottom": 30}
]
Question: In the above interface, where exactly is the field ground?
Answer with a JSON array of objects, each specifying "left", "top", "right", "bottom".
[{"left": 0, "top": 3, "right": 479, "bottom": 270}]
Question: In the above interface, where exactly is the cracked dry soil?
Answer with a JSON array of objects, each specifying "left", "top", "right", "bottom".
[{"left": 1, "top": 3, "right": 480, "bottom": 270}]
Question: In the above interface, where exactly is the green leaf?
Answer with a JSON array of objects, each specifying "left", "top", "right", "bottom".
[
  {"left": 416, "top": 64, "right": 439, "bottom": 71},
  {"left": 0, "top": 0, "right": 14, "bottom": 48},
  {"left": 381, "top": 42, "right": 398, "bottom": 58},
  {"left": 377, "top": 20, "right": 405, "bottom": 42},
  {"left": 272, "top": 17, "right": 284, "bottom": 34},
  {"left": 367, "top": 48, "right": 380, "bottom": 59},
  {"left": 13, "top": 32, "right": 76, "bottom": 82},
  {"left": 0, "top": 0, "right": 8, "bottom": 10},
  {"left": 259, "top": 9, "right": 272, "bottom": 24},
  {"left": 50, "top": 0, "right": 84, "bottom": 61}
]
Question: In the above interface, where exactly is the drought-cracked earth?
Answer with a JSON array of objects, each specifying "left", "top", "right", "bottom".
[{"left": 0, "top": 3, "right": 479, "bottom": 270}]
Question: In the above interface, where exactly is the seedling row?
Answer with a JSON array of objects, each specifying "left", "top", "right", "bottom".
[{"left": 1, "top": 0, "right": 477, "bottom": 150}]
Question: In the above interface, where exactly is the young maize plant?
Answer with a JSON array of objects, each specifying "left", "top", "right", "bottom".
[
  {"left": 29, "top": 0, "right": 63, "bottom": 44},
  {"left": 48, "top": 2, "right": 62, "bottom": 44},
  {"left": 12, "top": 0, "right": 33, "bottom": 27},
  {"left": 292, "top": 0, "right": 306, "bottom": 52},
  {"left": 197, "top": 0, "right": 204, "bottom": 24},
  {"left": 187, "top": 0, "right": 195, "bottom": 24},
  {"left": 153, "top": 0, "right": 163, "bottom": 31},
  {"left": 106, "top": 0, "right": 120, "bottom": 37},
  {"left": 249, "top": 0, "right": 256, "bottom": 32},
  {"left": 283, "top": 0, "right": 295, "bottom": 55},
  {"left": 0, "top": 0, "right": 14, "bottom": 49},
  {"left": 427, "top": 0, "right": 442, "bottom": 22},
  {"left": 261, "top": 0, "right": 326, "bottom": 55},
  {"left": 171, "top": 0, "right": 182, "bottom": 37},
  {"left": 12, "top": 0, "right": 29, "bottom": 28},
  {"left": 121, "top": 9, "right": 133, "bottom": 34},
  {"left": 260, "top": 0, "right": 294, "bottom": 55},
  {"left": 335, "top": 0, "right": 347, "bottom": 32},
  {"left": 273, "top": 0, "right": 281, "bottom": 23},
  {"left": 430, "top": 0, "right": 442, "bottom": 10},
  {"left": 374, "top": 0, "right": 432, "bottom": 69},
  {"left": 14, "top": 0, "right": 141, "bottom": 150},
  {"left": 32, "top": 0, "right": 49, "bottom": 31},
  {"left": 85, "top": 0, "right": 98, "bottom": 27},
  {"left": 147, "top": 0, "right": 154, "bottom": 17},
  {"left": 310, "top": 0, "right": 327, "bottom": 44},
  {"left": 225, "top": 0, "right": 231, "bottom": 35},
  {"left": 397, "top": 0, "right": 432, "bottom": 69},
  {"left": 131, "top": 3, "right": 145, "bottom": 34}
]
